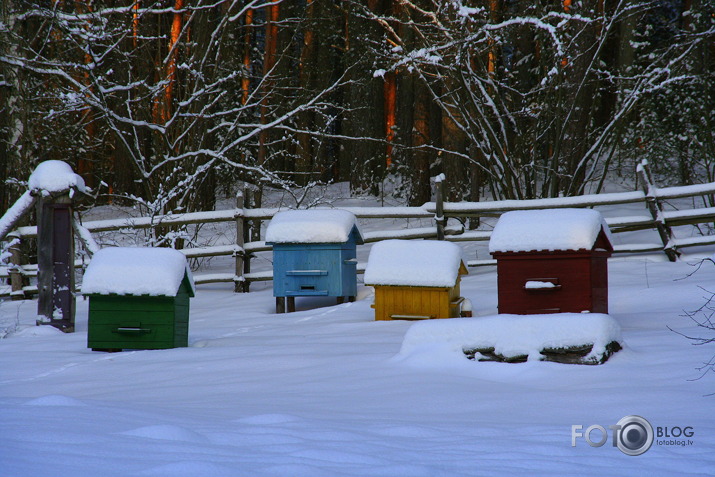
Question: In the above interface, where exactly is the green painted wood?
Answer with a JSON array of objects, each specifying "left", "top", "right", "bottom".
[
  {"left": 179, "top": 275, "right": 195, "bottom": 298},
  {"left": 87, "top": 310, "right": 186, "bottom": 324},
  {"left": 88, "top": 321, "right": 177, "bottom": 349},
  {"left": 89, "top": 297, "right": 174, "bottom": 312},
  {"left": 87, "top": 285, "right": 191, "bottom": 351}
]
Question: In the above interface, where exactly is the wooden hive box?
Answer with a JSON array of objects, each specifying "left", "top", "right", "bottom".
[
  {"left": 266, "top": 209, "right": 364, "bottom": 313},
  {"left": 489, "top": 209, "right": 613, "bottom": 315},
  {"left": 82, "top": 247, "right": 195, "bottom": 351},
  {"left": 364, "top": 240, "right": 469, "bottom": 321}
]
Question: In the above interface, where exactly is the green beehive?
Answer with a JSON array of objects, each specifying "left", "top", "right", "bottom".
[{"left": 82, "top": 247, "right": 195, "bottom": 352}]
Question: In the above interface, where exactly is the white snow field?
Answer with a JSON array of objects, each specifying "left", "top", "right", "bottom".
[{"left": 2, "top": 252, "right": 715, "bottom": 476}]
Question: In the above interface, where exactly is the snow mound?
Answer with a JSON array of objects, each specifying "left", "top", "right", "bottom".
[
  {"left": 399, "top": 313, "right": 622, "bottom": 363},
  {"left": 138, "top": 461, "right": 235, "bottom": 477},
  {"left": 489, "top": 208, "right": 613, "bottom": 253},
  {"left": 236, "top": 414, "right": 300, "bottom": 425},
  {"left": 364, "top": 240, "right": 465, "bottom": 287},
  {"left": 121, "top": 424, "right": 209, "bottom": 443},
  {"left": 11, "top": 324, "right": 65, "bottom": 338},
  {"left": 265, "top": 209, "right": 362, "bottom": 244},
  {"left": 24, "top": 395, "right": 87, "bottom": 407},
  {"left": 81, "top": 247, "right": 195, "bottom": 296},
  {"left": 28, "top": 160, "right": 86, "bottom": 195}
]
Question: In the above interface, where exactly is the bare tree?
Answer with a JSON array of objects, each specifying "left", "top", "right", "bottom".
[
  {"left": 624, "top": 0, "right": 715, "bottom": 194},
  {"left": 3, "top": 0, "right": 711, "bottom": 215},
  {"left": 0, "top": 0, "right": 36, "bottom": 210},
  {"left": 671, "top": 258, "right": 715, "bottom": 392},
  {"left": 356, "top": 0, "right": 704, "bottom": 201},
  {"left": 0, "top": 0, "right": 353, "bottom": 224}
]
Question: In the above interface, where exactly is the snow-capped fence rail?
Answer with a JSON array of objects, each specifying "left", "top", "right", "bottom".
[{"left": 3, "top": 160, "right": 715, "bottom": 298}]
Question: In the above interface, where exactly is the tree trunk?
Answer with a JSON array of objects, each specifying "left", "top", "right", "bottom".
[
  {"left": 296, "top": 1, "right": 316, "bottom": 185},
  {"left": 410, "top": 79, "right": 432, "bottom": 206},
  {"left": 342, "top": 0, "right": 387, "bottom": 195},
  {"left": 384, "top": 71, "right": 397, "bottom": 169}
]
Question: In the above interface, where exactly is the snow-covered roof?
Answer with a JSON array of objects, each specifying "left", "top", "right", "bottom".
[
  {"left": 488, "top": 208, "right": 613, "bottom": 253},
  {"left": 364, "top": 240, "right": 467, "bottom": 287},
  {"left": 81, "top": 247, "right": 195, "bottom": 297},
  {"left": 265, "top": 209, "right": 363, "bottom": 244},
  {"left": 28, "top": 160, "right": 86, "bottom": 195}
]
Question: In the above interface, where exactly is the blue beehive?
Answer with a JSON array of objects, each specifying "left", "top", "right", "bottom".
[{"left": 266, "top": 209, "right": 363, "bottom": 313}]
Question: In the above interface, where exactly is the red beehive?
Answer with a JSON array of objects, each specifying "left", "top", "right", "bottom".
[{"left": 489, "top": 209, "right": 613, "bottom": 315}]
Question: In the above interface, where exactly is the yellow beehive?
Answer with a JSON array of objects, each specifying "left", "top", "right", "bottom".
[{"left": 364, "top": 240, "right": 468, "bottom": 321}]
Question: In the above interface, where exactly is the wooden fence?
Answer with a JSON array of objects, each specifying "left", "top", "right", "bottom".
[{"left": 3, "top": 160, "right": 715, "bottom": 298}]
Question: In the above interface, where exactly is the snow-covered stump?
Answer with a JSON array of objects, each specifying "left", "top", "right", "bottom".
[
  {"left": 463, "top": 341, "right": 623, "bottom": 365},
  {"left": 31, "top": 161, "right": 86, "bottom": 333},
  {"left": 400, "top": 313, "right": 623, "bottom": 366}
]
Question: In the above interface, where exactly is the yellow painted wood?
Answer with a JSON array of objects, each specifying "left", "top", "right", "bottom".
[
  {"left": 371, "top": 261, "right": 468, "bottom": 321},
  {"left": 373, "top": 284, "right": 460, "bottom": 321}
]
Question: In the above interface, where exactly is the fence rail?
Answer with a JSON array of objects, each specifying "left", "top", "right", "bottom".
[{"left": 3, "top": 160, "right": 715, "bottom": 297}]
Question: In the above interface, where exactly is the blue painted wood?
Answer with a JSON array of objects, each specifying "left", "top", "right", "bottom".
[
  {"left": 286, "top": 270, "right": 328, "bottom": 276},
  {"left": 268, "top": 224, "right": 361, "bottom": 300},
  {"left": 285, "top": 289, "right": 330, "bottom": 296}
]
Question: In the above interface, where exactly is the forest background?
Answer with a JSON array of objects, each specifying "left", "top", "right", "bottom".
[{"left": 1, "top": 0, "right": 713, "bottom": 218}]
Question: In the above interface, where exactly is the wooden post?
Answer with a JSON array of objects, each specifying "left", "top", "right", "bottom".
[
  {"left": 435, "top": 174, "right": 446, "bottom": 240},
  {"left": 461, "top": 298, "right": 473, "bottom": 318},
  {"left": 287, "top": 296, "right": 295, "bottom": 313},
  {"left": 235, "top": 192, "right": 245, "bottom": 293},
  {"left": 637, "top": 161, "right": 678, "bottom": 262},
  {"left": 243, "top": 186, "right": 253, "bottom": 292},
  {"left": 36, "top": 193, "right": 75, "bottom": 332},
  {"left": 246, "top": 186, "right": 262, "bottom": 243},
  {"left": 8, "top": 232, "right": 25, "bottom": 300},
  {"left": 275, "top": 297, "right": 295, "bottom": 314}
]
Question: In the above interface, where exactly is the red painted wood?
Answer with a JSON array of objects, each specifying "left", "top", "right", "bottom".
[{"left": 493, "top": 247, "right": 610, "bottom": 315}]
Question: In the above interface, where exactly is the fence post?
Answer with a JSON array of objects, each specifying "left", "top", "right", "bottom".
[
  {"left": 435, "top": 174, "right": 446, "bottom": 240},
  {"left": 8, "top": 232, "right": 25, "bottom": 300},
  {"left": 637, "top": 160, "right": 678, "bottom": 262},
  {"left": 242, "top": 186, "right": 253, "bottom": 293},
  {"left": 246, "top": 186, "right": 262, "bottom": 243},
  {"left": 235, "top": 191, "right": 245, "bottom": 293}
]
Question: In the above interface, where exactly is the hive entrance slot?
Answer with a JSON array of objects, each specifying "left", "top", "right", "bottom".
[{"left": 300, "top": 285, "right": 316, "bottom": 291}]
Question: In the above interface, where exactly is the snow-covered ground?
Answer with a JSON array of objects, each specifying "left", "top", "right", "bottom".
[
  {"left": 2, "top": 251, "right": 715, "bottom": 476},
  {"left": 2, "top": 178, "right": 715, "bottom": 475}
]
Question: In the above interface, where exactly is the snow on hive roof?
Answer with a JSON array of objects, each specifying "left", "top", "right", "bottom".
[
  {"left": 265, "top": 209, "right": 362, "bottom": 244},
  {"left": 364, "top": 240, "right": 466, "bottom": 287},
  {"left": 81, "top": 247, "right": 195, "bottom": 297},
  {"left": 28, "top": 160, "right": 86, "bottom": 195},
  {"left": 488, "top": 208, "right": 613, "bottom": 253}
]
